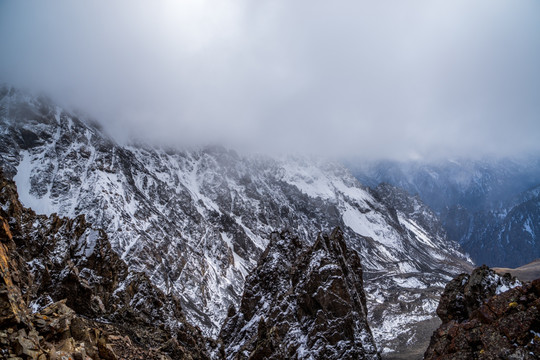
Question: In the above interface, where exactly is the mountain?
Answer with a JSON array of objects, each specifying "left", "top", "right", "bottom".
[
  {"left": 0, "top": 168, "right": 211, "bottom": 359},
  {"left": 1, "top": 169, "right": 381, "bottom": 359},
  {"left": 349, "top": 159, "right": 540, "bottom": 268},
  {"left": 220, "top": 228, "right": 380, "bottom": 360},
  {"left": 424, "top": 265, "right": 540, "bottom": 359},
  {"left": 0, "top": 86, "right": 473, "bottom": 357}
]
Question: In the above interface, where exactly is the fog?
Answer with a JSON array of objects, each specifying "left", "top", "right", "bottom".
[{"left": 1, "top": 0, "right": 539, "bottom": 160}]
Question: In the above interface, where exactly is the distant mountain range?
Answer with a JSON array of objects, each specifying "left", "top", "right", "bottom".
[{"left": 349, "top": 158, "right": 540, "bottom": 268}]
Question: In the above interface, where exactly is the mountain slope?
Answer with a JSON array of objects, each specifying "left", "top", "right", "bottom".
[
  {"left": 0, "top": 86, "right": 473, "bottom": 356},
  {"left": 0, "top": 168, "right": 211, "bottom": 359},
  {"left": 494, "top": 258, "right": 540, "bottom": 282}
]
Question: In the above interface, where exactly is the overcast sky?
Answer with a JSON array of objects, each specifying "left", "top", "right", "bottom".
[{"left": 1, "top": 0, "right": 539, "bottom": 159}]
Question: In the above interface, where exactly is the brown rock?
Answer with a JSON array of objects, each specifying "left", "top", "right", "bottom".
[
  {"left": 0, "top": 240, "right": 27, "bottom": 326},
  {"left": 98, "top": 339, "right": 118, "bottom": 360},
  {"left": 13, "top": 332, "right": 40, "bottom": 359},
  {"left": 425, "top": 266, "right": 540, "bottom": 360}
]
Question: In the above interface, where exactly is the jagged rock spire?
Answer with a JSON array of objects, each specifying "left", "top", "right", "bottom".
[{"left": 220, "top": 228, "right": 380, "bottom": 360}]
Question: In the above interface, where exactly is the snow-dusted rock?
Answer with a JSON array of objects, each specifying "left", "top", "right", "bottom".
[
  {"left": 220, "top": 228, "right": 380, "bottom": 360},
  {"left": 351, "top": 158, "right": 540, "bottom": 268},
  {"left": 424, "top": 266, "right": 538, "bottom": 360}
]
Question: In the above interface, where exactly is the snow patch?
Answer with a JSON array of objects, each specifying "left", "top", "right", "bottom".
[{"left": 14, "top": 151, "right": 59, "bottom": 215}]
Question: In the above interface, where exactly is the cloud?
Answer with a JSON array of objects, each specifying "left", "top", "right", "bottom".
[{"left": 1, "top": 0, "right": 539, "bottom": 159}]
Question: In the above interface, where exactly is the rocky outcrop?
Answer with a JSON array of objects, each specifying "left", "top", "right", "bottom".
[
  {"left": 220, "top": 228, "right": 380, "bottom": 360},
  {"left": 0, "top": 299, "right": 187, "bottom": 360},
  {"left": 0, "top": 169, "right": 211, "bottom": 359},
  {"left": 424, "top": 266, "right": 540, "bottom": 359},
  {"left": 0, "top": 216, "right": 27, "bottom": 328}
]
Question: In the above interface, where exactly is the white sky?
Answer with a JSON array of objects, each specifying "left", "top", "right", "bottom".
[{"left": 1, "top": 0, "right": 539, "bottom": 159}]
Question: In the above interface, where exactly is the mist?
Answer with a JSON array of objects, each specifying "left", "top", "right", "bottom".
[{"left": 1, "top": 0, "right": 539, "bottom": 160}]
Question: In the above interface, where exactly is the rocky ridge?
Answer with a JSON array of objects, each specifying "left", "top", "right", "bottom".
[
  {"left": 0, "top": 169, "right": 211, "bottom": 359},
  {"left": 424, "top": 266, "right": 540, "bottom": 359},
  {"left": 0, "top": 86, "right": 473, "bottom": 355},
  {"left": 220, "top": 228, "right": 380, "bottom": 360}
]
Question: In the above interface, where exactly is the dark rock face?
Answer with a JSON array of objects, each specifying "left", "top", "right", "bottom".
[
  {"left": 424, "top": 266, "right": 540, "bottom": 359},
  {"left": 0, "top": 169, "right": 211, "bottom": 359},
  {"left": 435, "top": 265, "right": 521, "bottom": 324},
  {"left": 220, "top": 228, "right": 380, "bottom": 360}
]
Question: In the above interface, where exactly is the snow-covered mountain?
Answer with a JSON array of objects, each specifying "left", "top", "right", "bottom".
[
  {"left": 350, "top": 159, "right": 540, "bottom": 268},
  {"left": 0, "top": 86, "right": 473, "bottom": 357}
]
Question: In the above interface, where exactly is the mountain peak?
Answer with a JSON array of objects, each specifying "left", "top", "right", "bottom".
[{"left": 220, "top": 228, "right": 380, "bottom": 360}]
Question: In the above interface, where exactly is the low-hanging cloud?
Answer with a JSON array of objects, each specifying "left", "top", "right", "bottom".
[{"left": 1, "top": 0, "right": 539, "bottom": 160}]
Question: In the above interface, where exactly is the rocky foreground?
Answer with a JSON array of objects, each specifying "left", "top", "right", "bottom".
[
  {"left": 424, "top": 265, "right": 540, "bottom": 359},
  {"left": 0, "top": 170, "right": 211, "bottom": 359},
  {"left": 3, "top": 155, "right": 540, "bottom": 360}
]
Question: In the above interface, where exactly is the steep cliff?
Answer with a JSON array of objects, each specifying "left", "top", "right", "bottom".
[{"left": 220, "top": 228, "right": 380, "bottom": 360}]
